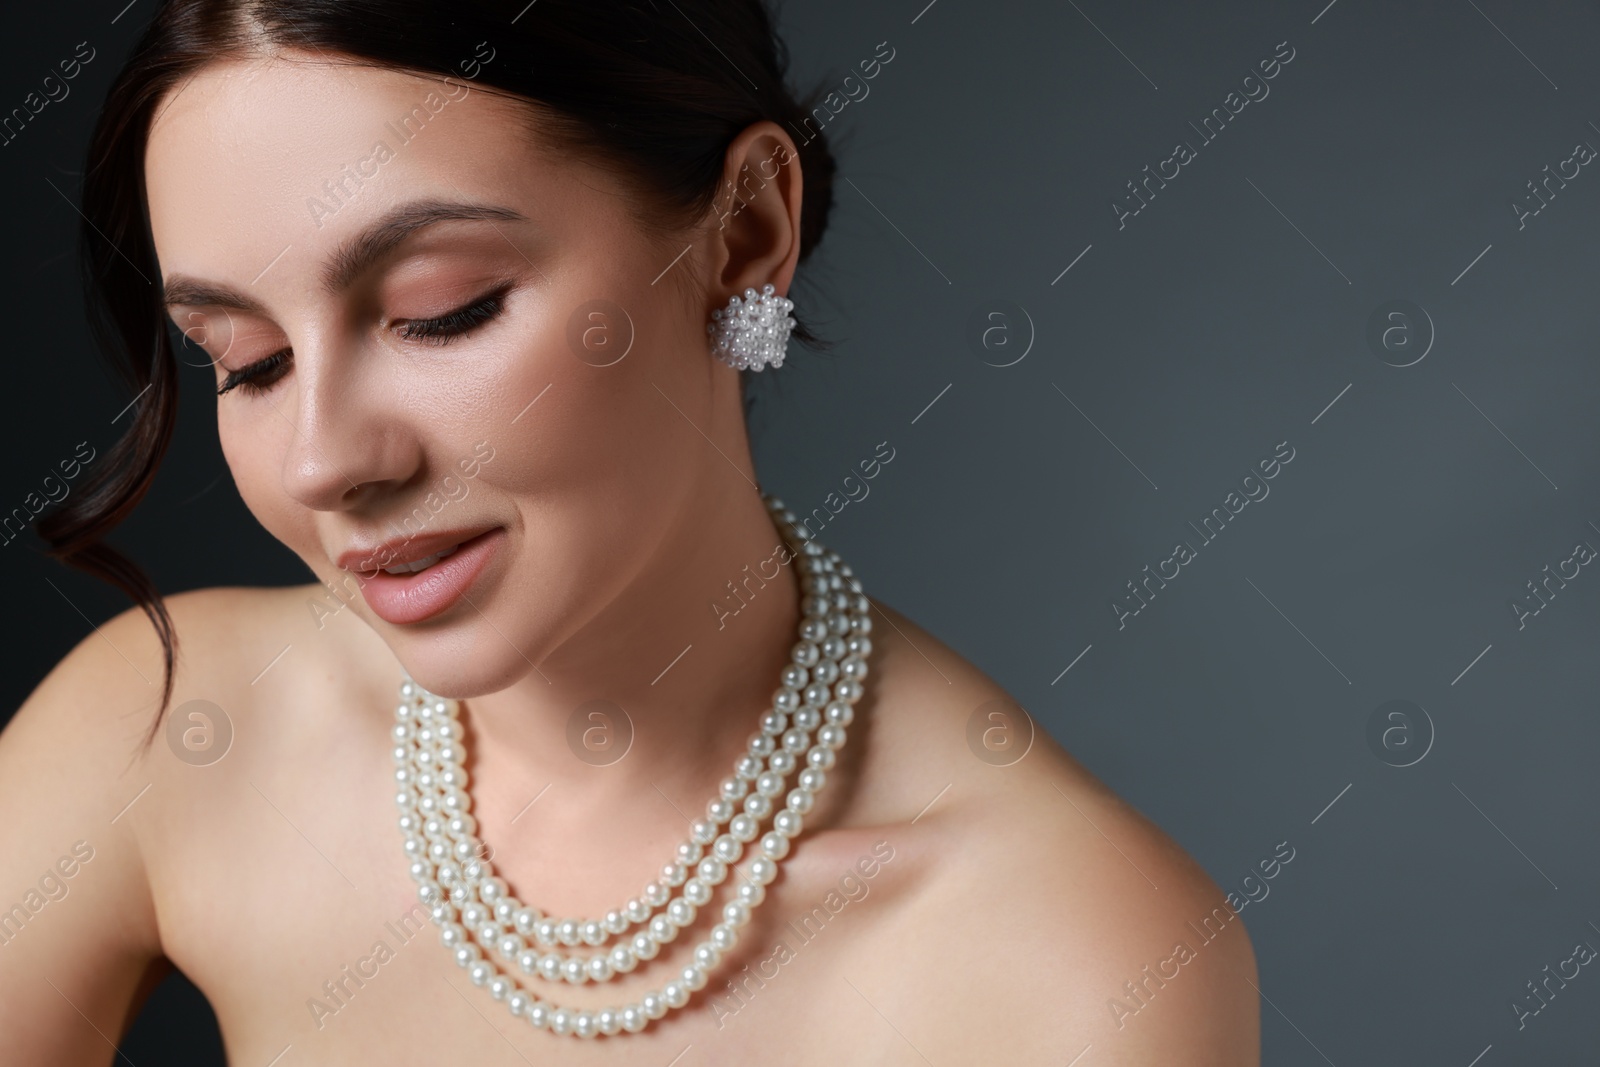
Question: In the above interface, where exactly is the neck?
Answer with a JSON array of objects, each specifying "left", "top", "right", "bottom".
[{"left": 460, "top": 482, "right": 804, "bottom": 808}]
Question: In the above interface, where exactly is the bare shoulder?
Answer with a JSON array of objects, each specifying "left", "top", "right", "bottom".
[
  {"left": 2, "top": 579, "right": 395, "bottom": 901},
  {"left": 0, "top": 582, "right": 350, "bottom": 1056},
  {"left": 844, "top": 601, "right": 1259, "bottom": 1064}
]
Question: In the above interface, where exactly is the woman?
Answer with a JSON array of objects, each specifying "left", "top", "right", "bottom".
[{"left": 0, "top": 1, "right": 1259, "bottom": 1061}]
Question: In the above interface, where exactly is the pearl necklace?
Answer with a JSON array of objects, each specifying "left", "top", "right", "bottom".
[{"left": 390, "top": 494, "right": 871, "bottom": 1039}]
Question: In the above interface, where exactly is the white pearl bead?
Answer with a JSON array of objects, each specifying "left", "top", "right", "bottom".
[
  {"left": 683, "top": 963, "right": 709, "bottom": 991},
  {"left": 527, "top": 1003, "right": 550, "bottom": 1029},
  {"left": 786, "top": 788, "right": 814, "bottom": 815},
  {"left": 666, "top": 898, "right": 696, "bottom": 927},
  {"left": 729, "top": 814, "right": 758, "bottom": 842},
  {"left": 737, "top": 881, "right": 765, "bottom": 906},
  {"left": 468, "top": 961, "right": 492, "bottom": 986},
  {"left": 663, "top": 982, "right": 688, "bottom": 1008},
  {"left": 632, "top": 932, "right": 659, "bottom": 960},
  {"left": 713, "top": 835, "right": 742, "bottom": 863},
  {"left": 621, "top": 1005, "right": 646, "bottom": 1032},
  {"left": 760, "top": 831, "right": 790, "bottom": 859},
  {"left": 508, "top": 991, "right": 531, "bottom": 1016},
  {"left": 642, "top": 993, "right": 666, "bottom": 1019},
  {"left": 774, "top": 810, "right": 802, "bottom": 837},
  {"left": 750, "top": 857, "right": 778, "bottom": 884}
]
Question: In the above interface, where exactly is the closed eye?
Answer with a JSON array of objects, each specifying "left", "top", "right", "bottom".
[
  {"left": 216, "top": 282, "right": 516, "bottom": 397},
  {"left": 393, "top": 282, "right": 514, "bottom": 342}
]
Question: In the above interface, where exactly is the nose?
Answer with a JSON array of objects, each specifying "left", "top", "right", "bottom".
[{"left": 277, "top": 337, "right": 421, "bottom": 512}]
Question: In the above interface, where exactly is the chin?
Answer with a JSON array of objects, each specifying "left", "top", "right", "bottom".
[{"left": 372, "top": 610, "right": 550, "bottom": 702}]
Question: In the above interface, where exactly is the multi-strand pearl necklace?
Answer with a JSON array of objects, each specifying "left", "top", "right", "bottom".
[{"left": 390, "top": 494, "right": 872, "bottom": 1039}]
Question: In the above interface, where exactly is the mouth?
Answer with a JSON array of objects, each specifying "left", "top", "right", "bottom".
[
  {"left": 341, "top": 528, "right": 506, "bottom": 626},
  {"left": 379, "top": 544, "right": 461, "bottom": 575}
]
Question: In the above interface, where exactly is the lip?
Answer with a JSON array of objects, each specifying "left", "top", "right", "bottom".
[
  {"left": 347, "top": 528, "right": 505, "bottom": 626},
  {"left": 338, "top": 527, "right": 500, "bottom": 575}
]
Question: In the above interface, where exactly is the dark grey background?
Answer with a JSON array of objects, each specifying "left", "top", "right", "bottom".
[{"left": 3, "top": 0, "right": 1598, "bottom": 1063}]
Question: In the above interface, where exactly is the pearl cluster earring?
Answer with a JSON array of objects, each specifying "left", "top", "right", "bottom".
[{"left": 708, "top": 283, "right": 795, "bottom": 372}]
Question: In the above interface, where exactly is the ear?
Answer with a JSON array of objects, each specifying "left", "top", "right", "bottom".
[{"left": 706, "top": 121, "right": 803, "bottom": 305}]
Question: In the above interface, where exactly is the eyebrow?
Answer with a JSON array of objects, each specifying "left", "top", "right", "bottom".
[{"left": 161, "top": 198, "right": 528, "bottom": 310}]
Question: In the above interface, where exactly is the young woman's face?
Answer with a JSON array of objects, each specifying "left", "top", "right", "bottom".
[{"left": 145, "top": 53, "right": 734, "bottom": 695}]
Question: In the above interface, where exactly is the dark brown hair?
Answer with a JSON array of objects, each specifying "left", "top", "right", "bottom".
[{"left": 38, "top": 0, "right": 837, "bottom": 744}]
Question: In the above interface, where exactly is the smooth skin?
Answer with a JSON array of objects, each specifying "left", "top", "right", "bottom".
[{"left": 0, "top": 50, "right": 1259, "bottom": 1065}]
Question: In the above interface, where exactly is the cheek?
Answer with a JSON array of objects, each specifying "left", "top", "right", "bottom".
[{"left": 453, "top": 283, "right": 696, "bottom": 497}]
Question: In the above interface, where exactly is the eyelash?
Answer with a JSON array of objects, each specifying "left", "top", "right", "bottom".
[{"left": 216, "top": 285, "right": 514, "bottom": 397}]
